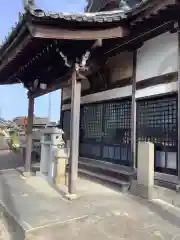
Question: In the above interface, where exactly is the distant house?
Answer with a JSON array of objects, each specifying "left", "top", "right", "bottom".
[{"left": 13, "top": 116, "right": 49, "bottom": 129}]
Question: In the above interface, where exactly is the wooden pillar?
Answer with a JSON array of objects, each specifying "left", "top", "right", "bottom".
[
  {"left": 178, "top": 29, "right": 180, "bottom": 180},
  {"left": 24, "top": 93, "right": 34, "bottom": 173},
  {"left": 68, "top": 69, "right": 81, "bottom": 195},
  {"left": 59, "top": 89, "right": 63, "bottom": 129},
  {"left": 131, "top": 51, "right": 137, "bottom": 169}
]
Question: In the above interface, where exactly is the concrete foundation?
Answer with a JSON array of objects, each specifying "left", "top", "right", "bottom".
[
  {"left": 134, "top": 142, "right": 155, "bottom": 199},
  {"left": 136, "top": 184, "right": 154, "bottom": 199}
]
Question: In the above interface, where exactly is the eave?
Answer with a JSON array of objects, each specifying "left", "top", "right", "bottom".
[
  {"left": 129, "top": 0, "right": 178, "bottom": 25},
  {"left": 0, "top": 7, "right": 129, "bottom": 91},
  {"left": 0, "top": 0, "right": 179, "bottom": 98},
  {"left": 100, "top": 0, "right": 180, "bottom": 57}
]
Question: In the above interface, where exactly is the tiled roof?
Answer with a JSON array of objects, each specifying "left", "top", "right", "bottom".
[
  {"left": 27, "top": 6, "right": 127, "bottom": 23},
  {"left": 85, "top": 0, "right": 150, "bottom": 14},
  {"left": 85, "top": 0, "right": 131, "bottom": 13},
  {"left": 0, "top": 0, "right": 170, "bottom": 67},
  {"left": 0, "top": 3, "right": 128, "bottom": 58},
  {"left": 0, "top": 0, "right": 151, "bottom": 52}
]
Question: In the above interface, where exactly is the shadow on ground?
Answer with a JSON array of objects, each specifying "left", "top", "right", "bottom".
[
  {"left": 0, "top": 151, "right": 180, "bottom": 239},
  {"left": 0, "top": 171, "right": 25, "bottom": 239},
  {"left": 0, "top": 150, "right": 25, "bottom": 239},
  {"left": 129, "top": 194, "right": 180, "bottom": 229}
]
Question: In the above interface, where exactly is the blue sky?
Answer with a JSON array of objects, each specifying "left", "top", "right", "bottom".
[{"left": 0, "top": 0, "right": 86, "bottom": 121}]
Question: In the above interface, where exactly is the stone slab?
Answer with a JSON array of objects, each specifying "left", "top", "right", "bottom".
[
  {"left": 0, "top": 170, "right": 87, "bottom": 233},
  {"left": 0, "top": 169, "right": 180, "bottom": 239},
  {"left": 28, "top": 184, "right": 180, "bottom": 240}
]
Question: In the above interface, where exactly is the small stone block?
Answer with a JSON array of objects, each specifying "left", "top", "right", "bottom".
[
  {"left": 172, "top": 194, "right": 180, "bottom": 208},
  {"left": 56, "top": 158, "right": 66, "bottom": 185},
  {"left": 176, "top": 185, "right": 180, "bottom": 192},
  {"left": 129, "top": 179, "right": 137, "bottom": 195},
  {"left": 22, "top": 172, "right": 33, "bottom": 178},
  {"left": 65, "top": 193, "right": 78, "bottom": 201},
  {"left": 56, "top": 176, "right": 66, "bottom": 185}
]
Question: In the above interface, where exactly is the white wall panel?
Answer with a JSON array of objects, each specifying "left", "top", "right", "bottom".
[
  {"left": 62, "top": 85, "right": 132, "bottom": 110},
  {"left": 136, "top": 32, "right": 178, "bottom": 82},
  {"left": 135, "top": 82, "right": 177, "bottom": 99}
]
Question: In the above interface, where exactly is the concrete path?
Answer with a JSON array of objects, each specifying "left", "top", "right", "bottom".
[
  {"left": 0, "top": 170, "right": 180, "bottom": 239},
  {"left": 0, "top": 151, "right": 179, "bottom": 239},
  {"left": 28, "top": 191, "right": 180, "bottom": 240},
  {"left": 0, "top": 150, "right": 23, "bottom": 171},
  {"left": 0, "top": 170, "right": 87, "bottom": 231}
]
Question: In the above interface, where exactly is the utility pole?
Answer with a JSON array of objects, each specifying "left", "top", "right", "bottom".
[{"left": 48, "top": 93, "right": 51, "bottom": 123}]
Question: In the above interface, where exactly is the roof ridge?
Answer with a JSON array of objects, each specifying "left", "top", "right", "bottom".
[
  {"left": 25, "top": 5, "right": 127, "bottom": 22},
  {"left": 27, "top": 5, "right": 127, "bottom": 18}
]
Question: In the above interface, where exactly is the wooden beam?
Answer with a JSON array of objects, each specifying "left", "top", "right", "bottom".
[
  {"left": 132, "top": 0, "right": 176, "bottom": 24},
  {"left": 131, "top": 0, "right": 175, "bottom": 18},
  {"left": 0, "top": 25, "right": 27, "bottom": 61},
  {"left": 59, "top": 89, "right": 63, "bottom": 128},
  {"left": 68, "top": 70, "right": 81, "bottom": 195},
  {"left": 0, "top": 34, "right": 32, "bottom": 72},
  {"left": 29, "top": 75, "right": 72, "bottom": 98},
  {"left": 131, "top": 51, "right": 137, "bottom": 169},
  {"left": 104, "top": 20, "right": 173, "bottom": 56},
  {"left": 28, "top": 24, "right": 129, "bottom": 40}
]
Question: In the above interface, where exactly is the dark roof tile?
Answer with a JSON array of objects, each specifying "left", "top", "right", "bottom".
[
  {"left": 27, "top": 6, "right": 127, "bottom": 23},
  {"left": 0, "top": 5, "right": 127, "bottom": 63}
]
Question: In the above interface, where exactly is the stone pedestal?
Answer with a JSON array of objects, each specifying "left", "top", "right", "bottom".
[
  {"left": 137, "top": 141, "right": 154, "bottom": 199},
  {"left": 39, "top": 127, "right": 66, "bottom": 184},
  {"left": 55, "top": 148, "right": 67, "bottom": 185},
  {"left": 40, "top": 143, "right": 51, "bottom": 175}
]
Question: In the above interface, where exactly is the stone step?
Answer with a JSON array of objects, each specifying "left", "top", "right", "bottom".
[
  {"left": 0, "top": 200, "right": 25, "bottom": 239},
  {"left": 79, "top": 158, "right": 135, "bottom": 183},
  {"left": 78, "top": 168, "right": 131, "bottom": 192},
  {"left": 79, "top": 157, "right": 135, "bottom": 176}
]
